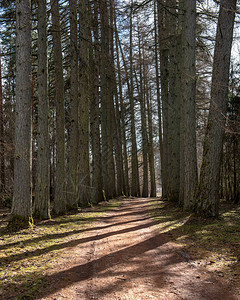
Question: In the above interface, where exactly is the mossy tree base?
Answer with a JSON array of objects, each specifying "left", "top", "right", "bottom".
[
  {"left": 32, "top": 210, "right": 51, "bottom": 221},
  {"left": 7, "top": 215, "right": 33, "bottom": 232}
]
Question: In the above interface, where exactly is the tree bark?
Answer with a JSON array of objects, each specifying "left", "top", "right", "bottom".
[
  {"left": 51, "top": 0, "right": 66, "bottom": 215},
  {"left": 115, "top": 31, "right": 130, "bottom": 196},
  {"left": 137, "top": 26, "right": 148, "bottom": 197},
  {"left": 0, "top": 49, "right": 5, "bottom": 195},
  {"left": 100, "top": 0, "right": 116, "bottom": 199},
  {"left": 129, "top": 3, "right": 140, "bottom": 197},
  {"left": 181, "top": 0, "right": 198, "bottom": 210},
  {"left": 157, "top": 0, "right": 169, "bottom": 199},
  {"left": 66, "top": 0, "right": 79, "bottom": 210},
  {"left": 78, "top": 0, "right": 91, "bottom": 206},
  {"left": 166, "top": 0, "right": 180, "bottom": 202},
  {"left": 34, "top": 0, "right": 51, "bottom": 219},
  {"left": 10, "top": 0, "right": 33, "bottom": 229},
  {"left": 195, "top": 0, "right": 236, "bottom": 217},
  {"left": 90, "top": 0, "right": 104, "bottom": 204},
  {"left": 154, "top": 0, "right": 163, "bottom": 196}
]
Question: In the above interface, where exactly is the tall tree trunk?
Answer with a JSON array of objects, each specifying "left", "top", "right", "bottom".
[
  {"left": 78, "top": 0, "right": 91, "bottom": 206},
  {"left": 154, "top": 0, "right": 163, "bottom": 195},
  {"left": 195, "top": 0, "right": 236, "bottom": 217},
  {"left": 0, "top": 49, "right": 5, "bottom": 195},
  {"left": 10, "top": 0, "right": 33, "bottom": 229},
  {"left": 111, "top": 2, "right": 124, "bottom": 197},
  {"left": 167, "top": 0, "right": 180, "bottom": 202},
  {"left": 66, "top": 0, "right": 79, "bottom": 210},
  {"left": 100, "top": 0, "right": 116, "bottom": 199},
  {"left": 157, "top": 0, "right": 169, "bottom": 199},
  {"left": 34, "top": 0, "right": 50, "bottom": 219},
  {"left": 147, "top": 93, "right": 157, "bottom": 197},
  {"left": 129, "top": 3, "right": 140, "bottom": 197},
  {"left": 181, "top": 0, "right": 198, "bottom": 210},
  {"left": 115, "top": 31, "right": 130, "bottom": 196},
  {"left": 90, "top": 0, "right": 104, "bottom": 204},
  {"left": 137, "top": 27, "right": 148, "bottom": 197},
  {"left": 108, "top": 0, "right": 117, "bottom": 198},
  {"left": 51, "top": 0, "right": 66, "bottom": 215}
]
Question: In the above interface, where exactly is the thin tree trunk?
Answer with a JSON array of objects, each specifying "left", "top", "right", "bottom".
[
  {"left": 154, "top": 0, "right": 163, "bottom": 195},
  {"left": 51, "top": 0, "right": 66, "bottom": 215},
  {"left": 111, "top": 1, "right": 124, "bottom": 197},
  {"left": 143, "top": 58, "right": 156, "bottom": 197},
  {"left": 66, "top": 0, "right": 79, "bottom": 210},
  {"left": 90, "top": 0, "right": 104, "bottom": 204},
  {"left": 100, "top": 0, "right": 116, "bottom": 199},
  {"left": 157, "top": 0, "right": 169, "bottom": 199},
  {"left": 115, "top": 30, "right": 130, "bottom": 196},
  {"left": 195, "top": 0, "right": 236, "bottom": 217},
  {"left": 34, "top": 0, "right": 50, "bottom": 219},
  {"left": 78, "top": 0, "right": 91, "bottom": 206},
  {"left": 181, "top": 0, "right": 198, "bottom": 210},
  {"left": 167, "top": 0, "right": 180, "bottom": 202},
  {"left": 137, "top": 26, "right": 148, "bottom": 197},
  {"left": 129, "top": 3, "right": 140, "bottom": 197},
  {"left": 0, "top": 49, "right": 5, "bottom": 195},
  {"left": 10, "top": 0, "right": 33, "bottom": 229},
  {"left": 108, "top": 0, "right": 117, "bottom": 198}
]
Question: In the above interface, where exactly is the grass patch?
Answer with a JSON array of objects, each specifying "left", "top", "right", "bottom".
[
  {"left": 0, "top": 198, "right": 121, "bottom": 299},
  {"left": 150, "top": 199, "right": 240, "bottom": 292}
]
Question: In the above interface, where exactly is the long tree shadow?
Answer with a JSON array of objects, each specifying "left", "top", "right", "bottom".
[
  {"left": 1, "top": 198, "right": 238, "bottom": 299},
  {"left": 1, "top": 222, "right": 236, "bottom": 300},
  {"left": 0, "top": 215, "right": 151, "bottom": 252},
  {"left": 2, "top": 229, "right": 171, "bottom": 299},
  {"left": 0, "top": 217, "right": 163, "bottom": 266}
]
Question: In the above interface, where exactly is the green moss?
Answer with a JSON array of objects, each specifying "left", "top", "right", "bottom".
[
  {"left": 102, "top": 190, "right": 106, "bottom": 201},
  {"left": 7, "top": 214, "right": 34, "bottom": 231},
  {"left": 66, "top": 203, "right": 78, "bottom": 212}
]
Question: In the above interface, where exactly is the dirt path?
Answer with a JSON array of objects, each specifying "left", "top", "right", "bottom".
[{"left": 39, "top": 198, "right": 238, "bottom": 300}]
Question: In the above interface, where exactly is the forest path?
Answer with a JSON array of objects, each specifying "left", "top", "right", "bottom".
[{"left": 39, "top": 198, "right": 237, "bottom": 300}]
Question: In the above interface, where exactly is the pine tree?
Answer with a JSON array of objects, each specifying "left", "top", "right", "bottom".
[{"left": 9, "top": 0, "right": 33, "bottom": 229}]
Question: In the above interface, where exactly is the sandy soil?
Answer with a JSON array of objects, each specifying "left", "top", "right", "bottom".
[{"left": 38, "top": 198, "right": 238, "bottom": 300}]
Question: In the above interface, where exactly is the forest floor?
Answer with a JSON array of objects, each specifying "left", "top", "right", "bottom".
[{"left": 0, "top": 197, "right": 240, "bottom": 299}]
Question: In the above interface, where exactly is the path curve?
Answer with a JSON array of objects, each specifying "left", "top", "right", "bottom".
[{"left": 39, "top": 198, "right": 238, "bottom": 300}]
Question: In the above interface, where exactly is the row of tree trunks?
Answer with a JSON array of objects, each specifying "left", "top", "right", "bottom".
[{"left": 157, "top": 0, "right": 198, "bottom": 208}]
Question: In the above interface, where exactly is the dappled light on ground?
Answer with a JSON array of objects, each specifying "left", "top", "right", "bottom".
[{"left": 0, "top": 198, "right": 239, "bottom": 299}]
